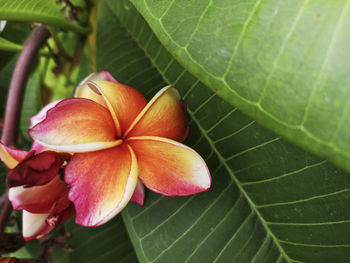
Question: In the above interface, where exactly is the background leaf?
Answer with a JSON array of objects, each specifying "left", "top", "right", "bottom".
[
  {"left": 0, "top": 21, "right": 30, "bottom": 70},
  {"left": 129, "top": 0, "right": 350, "bottom": 174},
  {"left": 96, "top": 1, "right": 350, "bottom": 262},
  {"left": 53, "top": 217, "right": 138, "bottom": 263},
  {"left": 19, "top": 58, "right": 45, "bottom": 142},
  {"left": 0, "top": 37, "right": 23, "bottom": 53},
  {"left": 9, "top": 215, "right": 138, "bottom": 262},
  {"left": 0, "top": 0, "right": 88, "bottom": 34}
]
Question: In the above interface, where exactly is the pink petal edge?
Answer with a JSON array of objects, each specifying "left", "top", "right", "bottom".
[
  {"left": 127, "top": 136, "right": 211, "bottom": 196},
  {"left": 130, "top": 179, "right": 145, "bottom": 206},
  {"left": 30, "top": 100, "right": 62, "bottom": 128}
]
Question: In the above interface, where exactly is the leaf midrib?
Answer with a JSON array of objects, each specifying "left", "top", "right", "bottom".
[{"left": 0, "top": 9, "right": 88, "bottom": 34}]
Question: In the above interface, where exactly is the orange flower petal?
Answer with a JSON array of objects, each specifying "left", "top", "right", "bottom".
[
  {"left": 65, "top": 144, "right": 138, "bottom": 226},
  {"left": 125, "top": 86, "right": 189, "bottom": 142},
  {"left": 127, "top": 136, "right": 211, "bottom": 196},
  {"left": 30, "top": 99, "right": 62, "bottom": 128},
  {"left": 0, "top": 143, "right": 29, "bottom": 169},
  {"left": 75, "top": 71, "right": 117, "bottom": 94},
  {"left": 22, "top": 210, "right": 53, "bottom": 241},
  {"left": 9, "top": 177, "right": 68, "bottom": 213},
  {"left": 130, "top": 179, "right": 145, "bottom": 206},
  {"left": 29, "top": 98, "right": 121, "bottom": 152},
  {"left": 74, "top": 71, "right": 116, "bottom": 106},
  {"left": 88, "top": 81, "right": 147, "bottom": 137}
]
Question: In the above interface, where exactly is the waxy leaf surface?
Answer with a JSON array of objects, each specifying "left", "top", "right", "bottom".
[
  {"left": 96, "top": 1, "right": 350, "bottom": 262},
  {"left": 53, "top": 217, "right": 138, "bottom": 263},
  {"left": 131, "top": 0, "right": 350, "bottom": 174},
  {"left": 0, "top": 0, "right": 88, "bottom": 34}
]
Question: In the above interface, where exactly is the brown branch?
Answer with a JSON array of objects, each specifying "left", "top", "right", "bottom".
[
  {"left": 0, "top": 24, "right": 50, "bottom": 237},
  {"left": 1, "top": 25, "right": 50, "bottom": 146}
]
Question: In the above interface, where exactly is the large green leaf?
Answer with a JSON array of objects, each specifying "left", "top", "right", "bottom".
[
  {"left": 53, "top": 217, "right": 138, "bottom": 263},
  {"left": 128, "top": 0, "right": 350, "bottom": 174},
  {"left": 0, "top": 0, "right": 88, "bottom": 34},
  {"left": 96, "top": 1, "right": 350, "bottom": 262}
]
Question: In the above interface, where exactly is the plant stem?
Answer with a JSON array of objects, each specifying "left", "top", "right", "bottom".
[
  {"left": 2, "top": 25, "right": 50, "bottom": 147},
  {"left": 0, "top": 24, "right": 50, "bottom": 236}
]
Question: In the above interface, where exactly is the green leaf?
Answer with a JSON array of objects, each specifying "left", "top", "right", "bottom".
[
  {"left": 0, "top": 37, "right": 23, "bottom": 52},
  {"left": 0, "top": 54, "right": 17, "bottom": 118},
  {"left": 53, "top": 217, "right": 138, "bottom": 263},
  {"left": 97, "top": 1, "right": 350, "bottom": 262},
  {"left": 76, "top": 41, "right": 95, "bottom": 85},
  {"left": 11, "top": 216, "right": 137, "bottom": 262},
  {"left": 0, "top": 0, "right": 89, "bottom": 34},
  {"left": 20, "top": 58, "right": 45, "bottom": 142},
  {"left": 0, "top": 21, "right": 30, "bottom": 70},
  {"left": 128, "top": 0, "right": 350, "bottom": 174},
  {"left": 0, "top": 21, "right": 30, "bottom": 43}
]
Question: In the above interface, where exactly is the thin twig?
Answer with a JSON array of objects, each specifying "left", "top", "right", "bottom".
[{"left": 0, "top": 24, "right": 50, "bottom": 236}]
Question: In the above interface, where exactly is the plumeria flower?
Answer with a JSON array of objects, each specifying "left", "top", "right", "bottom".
[
  {"left": 38, "top": 72, "right": 146, "bottom": 207},
  {"left": 0, "top": 141, "right": 73, "bottom": 241},
  {"left": 29, "top": 71, "right": 211, "bottom": 227}
]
